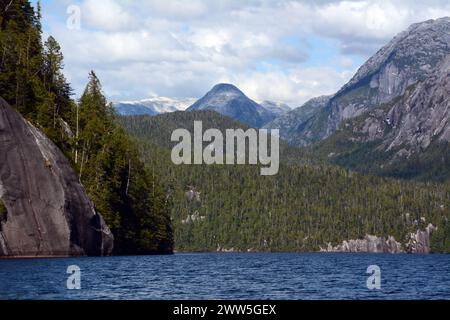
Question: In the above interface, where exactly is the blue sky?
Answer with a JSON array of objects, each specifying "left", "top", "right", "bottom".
[{"left": 33, "top": 0, "right": 450, "bottom": 107}]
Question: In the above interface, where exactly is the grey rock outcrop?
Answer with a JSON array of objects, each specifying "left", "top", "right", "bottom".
[
  {"left": 405, "top": 224, "right": 437, "bottom": 253},
  {"left": 386, "top": 56, "right": 450, "bottom": 152},
  {"left": 0, "top": 98, "right": 113, "bottom": 257},
  {"left": 320, "top": 235, "right": 403, "bottom": 253},
  {"left": 320, "top": 225, "right": 437, "bottom": 253},
  {"left": 185, "top": 186, "right": 201, "bottom": 202}
]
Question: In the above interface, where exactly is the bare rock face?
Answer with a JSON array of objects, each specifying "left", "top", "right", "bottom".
[
  {"left": 320, "top": 225, "right": 437, "bottom": 253},
  {"left": 405, "top": 224, "right": 437, "bottom": 254},
  {"left": 320, "top": 235, "right": 403, "bottom": 253},
  {"left": 327, "top": 18, "right": 450, "bottom": 136},
  {"left": 0, "top": 98, "right": 113, "bottom": 257},
  {"left": 336, "top": 18, "right": 450, "bottom": 106},
  {"left": 322, "top": 54, "right": 450, "bottom": 166},
  {"left": 385, "top": 56, "right": 450, "bottom": 152},
  {"left": 273, "top": 18, "right": 450, "bottom": 146}
]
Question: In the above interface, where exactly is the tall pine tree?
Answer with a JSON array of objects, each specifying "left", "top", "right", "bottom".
[
  {"left": 76, "top": 71, "right": 173, "bottom": 254},
  {"left": 0, "top": 0, "right": 44, "bottom": 117},
  {"left": 0, "top": 1, "right": 173, "bottom": 254}
]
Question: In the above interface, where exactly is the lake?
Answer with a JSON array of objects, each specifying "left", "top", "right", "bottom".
[{"left": 0, "top": 253, "right": 449, "bottom": 300}]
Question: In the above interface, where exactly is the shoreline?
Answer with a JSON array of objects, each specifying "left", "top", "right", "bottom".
[{"left": 2, "top": 251, "right": 447, "bottom": 260}]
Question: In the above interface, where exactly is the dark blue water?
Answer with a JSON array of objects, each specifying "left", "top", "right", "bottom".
[{"left": 0, "top": 253, "right": 449, "bottom": 300}]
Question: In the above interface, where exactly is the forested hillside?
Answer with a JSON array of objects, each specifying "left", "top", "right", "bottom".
[
  {"left": 3, "top": 1, "right": 449, "bottom": 256},
  {"left": 121, "top": 112, "right": 450, "bottom": 253},
  {"left": 0, "top": 0, "right": 173, "bottom": 254},
  {"left": 119, "top": 110, "right": 309, "bottom": 164}
]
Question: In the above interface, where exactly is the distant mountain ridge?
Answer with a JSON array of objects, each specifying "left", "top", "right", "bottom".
[
  {"left": 264, "top": 95, "right": 331, "bottom": 144},
  {"left": 187, "top": 83, "right": 288, "bottom": 128},
  {"left": 259, "top": 100, "right": 291, "bottom": 116},
  {"left": 114, "top": 97, "right": 196, "bottom": 116},
  {"left": 114, "top": 86, "right": 290, "bottom": 126}
]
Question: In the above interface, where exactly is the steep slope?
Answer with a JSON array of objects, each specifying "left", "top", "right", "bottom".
[
  {"left": 114, "top": 97, "right": 195, "bottom": 116},
  {"left": 313, "top": 55, "right": 450, "bottom": 181},
  {"left": 384, "top": 56, "right": 450, "bottom": 152},
  {"left": 264, "top": 95, "right": 331, "bottom": 144},
  {"left": 187, "top": 83, "right": 275, "bottom": 128},
  {"left": 259, "top": 101, "right": 291, "bottom": 116},
  {"left": 278, "top": 17, "right": 450, "bottom": 146},
  {"left": 120, "top": 112, "right": 450, "bottom": 253},
  {"left": 0, "top": 98, "right": 113, "bottom": 257}
]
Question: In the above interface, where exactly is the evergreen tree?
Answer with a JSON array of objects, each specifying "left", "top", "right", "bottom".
[
  {"left": 37, "top": 36, "right": 73, "bottom": 149},
  {"left": 120, "top": 112, "right": 450, "bottom": 253},
  {"left": 430, "top": 218, "right": 450, "bottom": 253},
  {"left": 0, "top": 0, "right": 44, "bottom": 117},
  {"left": 0, "top": 1, "right": 173, "bottom": 254},
  {"left": 76, "top": 71, "right": 173, "bottom": 254}
]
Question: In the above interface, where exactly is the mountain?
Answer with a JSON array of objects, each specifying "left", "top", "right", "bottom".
[
  {"left": 312, "top": 54, "right": 450, "bottom": 181},
  {"left": 119, "top": 111, "right": 450, "bottom": 253},
  {"left": 269, "top": 17, "right": 450, "bottom": 146},
  {"left": 264, "top": 95, "right": 331, "bottom": 144},
  {"left": 259, "top": 100, "right": 291, "bottom": 116},
  {"left": 114, "top": 102, "right": 158, "bottom": 116},
  {"left": 187, "top": 83, "right": 278, "bottom": 128},
  {"left": 0, "top": 98, "right": 113, "bottom": 257},
  {"left": 114, "top": 97, "right": 195, "bottom": 116},
  {"left": 115, "top": 87, "right": 290, "bottom": 126}
]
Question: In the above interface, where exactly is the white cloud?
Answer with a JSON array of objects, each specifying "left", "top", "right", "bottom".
[
  {"left": 82, "top": 0, "right": 134, "bottom": 31},
  {"left": 308, "top": 0, "right": 450, "bottom": 54},
  {"left": 143, "top": 0, "right": 208, "bottom": 19},
  {"left": 234, "top": 66, "right": 354, "bottom": 107},
  {"left": 40, "top": 0, "right": 450, "bottom": 106}
]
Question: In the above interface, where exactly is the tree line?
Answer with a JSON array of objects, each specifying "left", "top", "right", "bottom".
[
  {"left": 0, "top": 0, "right": 173, "bottom": 254},
  {"left": 121, "top": 112, "right": 450, "bottom": 253}
]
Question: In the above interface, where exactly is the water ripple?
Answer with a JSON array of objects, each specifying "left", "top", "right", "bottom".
[{"left": 0, "top": 253, "right": 449, "bottom": 300}]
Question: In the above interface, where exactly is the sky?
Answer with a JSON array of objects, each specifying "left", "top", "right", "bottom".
[{"left": 35, "top": 0, "right": 450, "bottom": 107}]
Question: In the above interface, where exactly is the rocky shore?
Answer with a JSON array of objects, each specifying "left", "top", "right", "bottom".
[{"left": 320, "top": 224, "right": 436, "bottom": 253}]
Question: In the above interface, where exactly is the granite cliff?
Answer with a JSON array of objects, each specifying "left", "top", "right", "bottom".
[
  {"left": 267, "top": 18, "right": 450, "bottom": 147},
  {"left": 0, "top": 98, "right": 113, "bottom": 257},
  {"left": 313, "top": 53, "right": 450, "bottom": 180}
]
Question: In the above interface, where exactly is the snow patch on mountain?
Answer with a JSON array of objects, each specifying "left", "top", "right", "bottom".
[{"left": 114, "top": 97, "right": 196, "bottom": 116}]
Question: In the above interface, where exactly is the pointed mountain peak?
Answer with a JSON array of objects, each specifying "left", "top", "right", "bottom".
[
  {"left": 187, "top": 83, "right": 277, "bottom": 127},
  {"left": 210, "top": 83, "right": 243, "bottom": 94}
]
